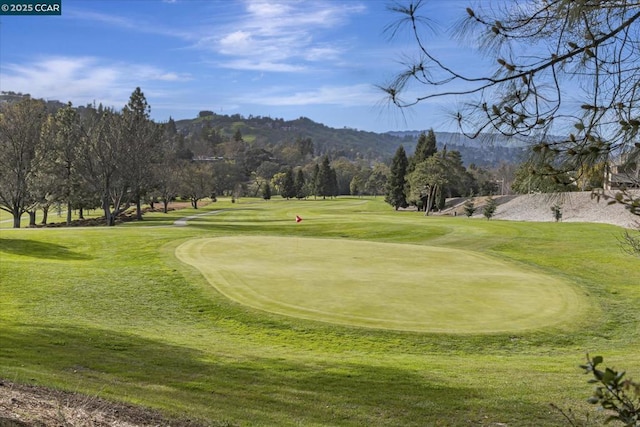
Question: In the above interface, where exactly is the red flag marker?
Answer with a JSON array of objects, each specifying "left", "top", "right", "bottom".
[{"left": 295, "top": 215, "right": 302, "bottom": 223}]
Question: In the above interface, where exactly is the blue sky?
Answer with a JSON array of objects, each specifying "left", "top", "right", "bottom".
[{"left": 0, "top": 0, "right": 481, "bottom": 133}]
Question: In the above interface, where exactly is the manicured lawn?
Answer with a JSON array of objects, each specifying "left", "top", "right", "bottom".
[
  {"left": 1, "top": 197, "right": 639, "bottom": 426},
  {"left": 176, "top": 236, "right": 590, "bottom": 333}
]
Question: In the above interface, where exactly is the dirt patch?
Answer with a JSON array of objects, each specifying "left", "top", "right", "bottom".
[{"left": 0, "top": 380, "right": 219, "bottom": 427}]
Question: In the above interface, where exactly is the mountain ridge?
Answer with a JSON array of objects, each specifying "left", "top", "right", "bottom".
[
  {"left": 1, "top": 91, "right": 529, "bottom": 166},
  {"left": 174, "top": 111, "right": 529, "bottom": 166}
]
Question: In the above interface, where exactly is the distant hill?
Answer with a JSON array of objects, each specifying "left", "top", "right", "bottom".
[
  {"left": 175, "top": 113, "right": 530, "bottom": 167},
  {"left": 1, "top": 92, "right": 530, "bottom": 167},
  {"left": 174, "top": 113, "right": 410, "bottom": 162}
]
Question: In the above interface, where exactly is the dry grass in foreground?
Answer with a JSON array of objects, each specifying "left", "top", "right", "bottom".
[{"left": 0, "top": 380, "right": 216, "bottom": 427}]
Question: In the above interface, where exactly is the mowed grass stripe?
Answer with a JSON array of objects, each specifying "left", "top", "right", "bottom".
[{"left": 176, "top": 236, "right": 590, "bottom": 333}]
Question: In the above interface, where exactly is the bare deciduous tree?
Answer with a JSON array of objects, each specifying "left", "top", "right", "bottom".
[{"left": 0, "top": 98, "right": 48, "bottom": 228}]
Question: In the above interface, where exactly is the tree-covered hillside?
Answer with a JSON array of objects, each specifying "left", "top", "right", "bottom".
[{"left": 174, "top": 111, "right": 528, "bottom": 167}]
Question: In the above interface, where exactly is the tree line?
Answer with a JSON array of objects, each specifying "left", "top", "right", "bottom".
[
  {"left": 1, "top": 89, "right": 510, "bottom": 228},
  {"left": 0, "top": 88, "right": 163, "bottom": 227}
]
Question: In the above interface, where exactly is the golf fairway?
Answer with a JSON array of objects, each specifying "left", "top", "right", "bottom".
[{"left": 176, "top": 236, "right": 589, "bottom": 333}]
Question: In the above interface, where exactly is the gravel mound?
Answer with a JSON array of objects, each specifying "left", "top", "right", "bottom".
[{"left": 444, "top": 191, "right": 639, "bottom": 229}]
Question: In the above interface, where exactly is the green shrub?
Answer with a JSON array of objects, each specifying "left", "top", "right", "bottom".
[
  {"left": 582, "top": 355, "right": 639, "bottom": 426},
  {"left": 483, "top": 196, "right": 497, "bottom": 220},
  {"left": 463, "top": 199, "right": 476, "bottom": 217}
]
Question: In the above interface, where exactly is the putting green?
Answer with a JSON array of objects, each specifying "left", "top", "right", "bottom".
[{"left": 175, "top": 236, "right": 589, "bottom": 333}]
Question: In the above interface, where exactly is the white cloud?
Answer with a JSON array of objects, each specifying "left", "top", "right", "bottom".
[
  {"left": 204, "top": 0, "right": 366, "bottom": 72},
  {"left": 303, "top": 46, "right": 343, "bottom": 62},
  {"left": 218, "top": 31, "right": 255, "bottom": 55},
  {"left": 245, "top": 1, "right": 286, "bottom": 19},
  {"left": 235, "top": 84, "right": 381, "bottom": 107},
  {"left": 66, "top": 2, "right": 366, "bottom": 74},
  {"left": 0, "top": 56, "right": 190, "bottom": 108},
  {"left": 66, "top": 9, "right": 193, "bottom": 40},
  {"left": 220, "top": 59, "right": 306, "bottom": 73}
]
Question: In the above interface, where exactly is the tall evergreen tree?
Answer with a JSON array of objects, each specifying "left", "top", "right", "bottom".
[
  {"left": 281, "top": 167, "right": 296, "bottom": 199},
  {"left": 316, "top": 155, "right": 333, "bottom": 199},
  {"left": 311, "top": 163, "right": 320, "bottom": 199},
  {"left": 122, "top": 87, "right": 160, "bottom": 220},
  {"left": 165, "top": 116, "right": 177, "bottom": 136},
  {"left": 329, "top": 168, "right": 339, "bottom": 198},
  {"left": 294, "top": 168, "right": 307, "bottom": 199},
  {"left": 409, "top": 129, "right": 438, "bottom": 172},
  {"left": 385, "top": 145, "right": 408, "bottom": 210},
  {"left": 439, "top": 150, "right": 473, "bottom": 201}
]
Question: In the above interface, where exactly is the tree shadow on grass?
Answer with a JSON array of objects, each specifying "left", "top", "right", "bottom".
[
  {"left": 0, "top": 323, "right": 565, "bottom": 426},
  {"left": 0, "top": 238, "right": 92, "bottom": 261}
]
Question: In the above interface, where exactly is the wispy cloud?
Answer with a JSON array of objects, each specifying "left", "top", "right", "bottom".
[
  {"left": 221, "top": 59, "right": 306, "bottom": 73},
  {"left": 0, "top": 56, "right": 190, "bottom": 108},
  {"left": 65, "top": 1, "right": 367, "bottom": 74},
  {"left": 65, "top": 9, "right": 193, "bottom": 40},
  {"left": 235, "top": 83, "right": 381, "bottom": 107},
  {"left": 201, "top": 0, "right": 367, "bottom": 72}
]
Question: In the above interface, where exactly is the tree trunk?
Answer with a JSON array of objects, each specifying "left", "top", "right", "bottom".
[
  {"left": 102, "top": 196, "right": 114, "bottom": 226},
  {"left": 136, "top": 196, "right": 143, "bottom": 221},
  {"left": 424, "top": 189, "right": 431, "bottom": 216},
  {"left": 12, "top": 209, "right": 22, "bottom": 228},
  {"left": 78, "top": 207, "right": 84, "bottom": 220},
  {"left": 109, "top": 191, "right": 129, "bottom": 226},
  {"left": 41, "top": 206, "right": 49, "bottom": 225},
  {"left": 425, "top": 185, "right": 438, "bottom": 216},
  {"left": 28, "top": 210, "right": 37, "bottom": 227},
  {"left": 163, "top": 200, "right": 169, "bottom": 214},
  {"left": 66, "top": 201, "right": 72, "bottom": 225}
]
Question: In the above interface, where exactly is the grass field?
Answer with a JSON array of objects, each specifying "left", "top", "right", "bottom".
[
  {"left": 1, "top": 197, "right": 639, "bottom": 426},
  {"left": 176, "top": 236, "right": 589, "bottom": 333}
]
